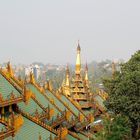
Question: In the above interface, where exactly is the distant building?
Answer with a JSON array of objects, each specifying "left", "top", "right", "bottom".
[
  {"left": 33, "top": 65, "right": 40, "bottom": 80},
  {"left": 25, "top": 66, "right": 32, "bottom": 76},
  {"left": 25, "top": 65, "right": 40, "bottom": 81}
]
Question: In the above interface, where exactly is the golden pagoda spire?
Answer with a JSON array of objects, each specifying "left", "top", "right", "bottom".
[
  {"left": 85, "top": 62, "right": 88, "bottom": 81},
  {"left": 7, "top": 61, "right": 14, "bottom": 77},
  {"left": 112, "top": 61, "right": 116, "bottom": 79},
  {"left": 65, "top": 64, "right": 70, "bottom": 87},
  {"left": 48, "top": 80, "right": 53, "bottom": 91},
  {"left": 75, "top": 41, "right": 81, "bottom": 74},
  {"left": 30, "top": 72, "right": 35, "bottom": 84}
]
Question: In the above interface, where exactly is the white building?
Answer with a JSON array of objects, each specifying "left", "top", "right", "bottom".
[
  {"left": 25, "top": 65, "right": 40, "bottom": 80},
  {"left": 33, "top": 65, "right": 40, "bottom": 80}
]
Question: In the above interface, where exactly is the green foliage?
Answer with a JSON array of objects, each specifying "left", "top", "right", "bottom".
[
  {"left": 103, "top": 50, "right": 140, "bottom": 138},
  {"left": 96, "top": 115, "right": 131, "bottom": 140}
]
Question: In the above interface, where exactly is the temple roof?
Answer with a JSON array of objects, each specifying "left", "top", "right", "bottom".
[
  {"left": 12, "top": 117, "right": 56, "bottom": 140},
  {"left": 0, "top": 74, "right": 21, "bottom": 99},
  {"left": 0, "top": 61, "right": 106, "bottom": 140}
]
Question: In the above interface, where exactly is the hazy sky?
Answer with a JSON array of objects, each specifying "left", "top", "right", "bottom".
[{"left": 0, "top": 0, "right": 140, "bottom": 64}]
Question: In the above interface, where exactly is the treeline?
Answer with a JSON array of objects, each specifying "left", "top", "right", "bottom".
[{"left": 99, "top": 50, "right": 140, "bottom": 140}]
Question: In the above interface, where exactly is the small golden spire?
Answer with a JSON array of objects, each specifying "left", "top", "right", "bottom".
[
  {"left": 66, "top": 64, "right": 69, "bottom": 75},
  {"left": 75, "top": 41, "right": 81, "bottom": 74},
  {"left": 7, "top": 61, "right": 14, "bottom": 77},
  {"left": 65, "top": 64, "right": 70, "bottom": 87},
  {"left": 85, "top": 62, "right": 88, "bottom": 81},
  {"left": 30, "top": 72, "right": 35, "bottom": 84},
  {"left": 48, "top": 80, "right": 53, "bottom": 91},
  {"left": 77, "top": 40, "right": 81, "bottom": 52}
]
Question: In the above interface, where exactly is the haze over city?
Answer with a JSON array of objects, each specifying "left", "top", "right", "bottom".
[{"left": 0, "top": 0, "right": 140, "bottom": 64}]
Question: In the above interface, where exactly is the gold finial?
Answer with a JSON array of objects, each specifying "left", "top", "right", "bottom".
[
  {"left": 7, "top": 61, "right": 14, "bottom": 77},
  {"left": 48, "top": 80, "right": 53, "bottom": 91},
  {"left": 58, "top": 127, "right": 68, "bottom": 139},
  {"left": 85, "top": 62, "right": 88, "bottom": 81},
  {"left": 66, "top": 64, "right": 70, "bottom": 75},
  {"left": 75, "top": 41, "right": 81, "bottom": 74},
  {"left": 78, "top": 113, "right": 84, "bottom": 122},
  {"left": 44, "top": 81, "right": 49, "bottom": 90},
  {"left": 65, "top": 64, "right": 70, "bottom": 87},
  {"left": 24, "top": 87, "right": 32, "bottom": 104},
  {"left": 77, "top": 40, "right": 81, "bottom": 52},
  {"left": 30, "top": 72, "right": 35, "bottom": 84}
]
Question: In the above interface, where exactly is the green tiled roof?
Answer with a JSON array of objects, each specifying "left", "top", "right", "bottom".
[
  {"left": 0, "top": 74, "right": 21, "bottom": 99},
  {"left": 10, "top": 78, "right": 23, "bottom": 92},
  {"left": 61, "top": 95, "right": 79, "bottom": 116},
  {"left": 27, "top": 84, "right": 61, "bottom": 120},
  {"left": 45, "top": 90, "right": 65, "bottom": 111},
  {"left": 18, "top": 98, "right": 43, "bottom": 114},
  {"left": 65, "top": 134, "right": 77, "bottom": 140},
  {"left": 5, "top": 117, "right": 56, "bottom": 140},
  {"left": 0, "top": 73, "right": 96, "bottom": 140},
  {"left": 94, "top": 95, "right": 105, "bottom": 109}
]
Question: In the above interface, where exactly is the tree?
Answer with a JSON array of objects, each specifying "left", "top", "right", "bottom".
[
  {"left": 103, "top": 50, "right": 140, "bottom": 139},
  {"left": 96, "top": 115, "right": 131, "bottom": 140}
]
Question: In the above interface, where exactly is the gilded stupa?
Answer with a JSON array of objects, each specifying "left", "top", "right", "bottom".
[{"left": 62, "top": 42, "right": 92, "bottom": 109}]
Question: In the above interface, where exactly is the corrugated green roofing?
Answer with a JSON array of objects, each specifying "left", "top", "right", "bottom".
[
  {"left": 0, "top": 74, "right": 21, "bottom": 99},
  {"left": 60, "top": 95, "right": 79, "bottom": 116},
  {"left": 27, "top": 84, "right": 61, "bottom": 120},
  {"left": 18, "top": 98, "right": 43, "bottom": 114},
  {"left": 0, "top": 74, "right": 100, "bottom": 140},
  {"left": 65, "top": 134, "right": 77, "bottom": 140},
  {"left": 5, "top": 117, "right": 56, "bottom": 140},
  {"left": 45, "top": 90, "right": 65, "bottom": 111},
  {"left": 45, "top": 90, "right": 77, "bottom": 121},
  {"left": 10, "top": 78, "right": 22, "bottom": 91},
  {"left": 94, "top": 95, "right": 105, "bottom": 109}
]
